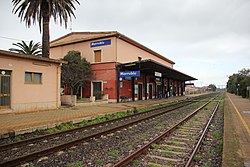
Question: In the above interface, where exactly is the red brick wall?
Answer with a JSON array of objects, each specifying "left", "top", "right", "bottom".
[
  {"left": 120, "top": 80, "right": 132, "bottom": 97},
  {"left": 92, "top": 62, "right": 117, "bottom": 99}
]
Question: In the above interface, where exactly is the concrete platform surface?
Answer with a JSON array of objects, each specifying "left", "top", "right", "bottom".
[
  {"left": 0, "top": 96, "right": 189, "bottom": 138},
  {"left": 223, "top": 93, "right": 250, "bottom": 167}
]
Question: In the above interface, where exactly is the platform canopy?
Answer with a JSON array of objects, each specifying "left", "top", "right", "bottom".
[{"left": 118, "top": 59, "right": 197, "bottom": 81}]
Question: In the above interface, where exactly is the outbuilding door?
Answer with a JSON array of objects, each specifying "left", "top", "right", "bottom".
[{"left": 0, "top": 70, "right": 11, "bottom": 109}]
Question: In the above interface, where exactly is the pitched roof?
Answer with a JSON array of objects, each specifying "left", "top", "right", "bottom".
[
  {"left": 0, "top": 50, "right": 65, "bottom": 64},
  {"left": 50, "top": 31, "right": 175, "bottom": 65}
]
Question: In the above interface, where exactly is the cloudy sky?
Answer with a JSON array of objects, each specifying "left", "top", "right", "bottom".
[{"left": 0, "top": 0, "right": 250, "bottom": 87}]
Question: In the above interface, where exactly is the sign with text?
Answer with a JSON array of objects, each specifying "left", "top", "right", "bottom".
[
  {"left": 155, "top": 71, "right": 162, "bottom": 77},
  {"left": 90, "top": 39, "right": 111, "bottom": 47},
  {"left": 120, "top": 71, "right": 140, "bottom": 77}
]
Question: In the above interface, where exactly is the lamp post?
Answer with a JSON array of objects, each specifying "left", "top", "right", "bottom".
[{"left": 237, "top": 83, "right": 240, "bottom": 96}]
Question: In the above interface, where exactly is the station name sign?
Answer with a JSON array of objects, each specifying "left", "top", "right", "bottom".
[
  {"left": 120, "top": 71, "right": 140, "bottom": 77},
  {"left": 90, "top": 39, "right": 111, "bottom": 47},
  {"left": 155, "top": 71, "right": 162, "bottom": 77}
]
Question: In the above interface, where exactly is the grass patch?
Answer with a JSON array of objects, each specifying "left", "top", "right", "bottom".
[
  {"left": 56, "top": 122, "right": 74, "bottom": 131},
  {"left": 132, "top": 160, "right": 141, "bottom": 166},
  {"left": 95, "top": 159, "right": 104, "bottom": 165},
  {"left": 140, "top": 133, "right": 149, "bottom": 140},
  {"left": 33, "top": 129, "right": 41, "bottom": 136},
  {"left": 179, "top": 130, "right": 188, "bottom": 135},
  {"left": 27, "top": 163, "right": 35, "bottom": 167},
  {"left": 162, "top": 151, "right": 174, "bottom": 156},
  {"left": 77, "top": 98, "right": 89, "bottom": 103},
  {"left": 215, "top": 140, "right": 223, "bottom": 154},
  {"left": 146, "top": 162, "right": 162, "bottom": 167},
  {"left": 154, "top": 124, "right": 164, "bottom": 130},
  {"left": 65, "top": 161, "right": 84, "bottom": 167},
  {"left": 201, "top": 163, "right": 210, "bottom": 167},
  {"left": 166, "top": 140, "right": 183, "bottom": 146},
  {"left": 151, "top": 143, "right": 161, "bottom": 149},
  {"left": 211, "top": 131, "right": 220, "bottom": 140},
  {"left": 107, "top": 150, "right": 120, "bottom": 157},
  {"left": 165, "top": 147, "right": 174, "bottom": 151},
  {"left": 194, "top": 154, "right": 202, "bottom": 162}
]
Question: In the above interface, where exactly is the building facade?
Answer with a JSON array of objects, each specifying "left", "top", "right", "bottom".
[
  {"left": 50, "top": 31, "right": 196, "bottom": 102},
  {"left": 0, "top": 50, "right": 63, "bottom": 113}
]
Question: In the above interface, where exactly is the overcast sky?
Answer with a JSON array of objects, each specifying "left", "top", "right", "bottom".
[{"left": 1, "top": 0, "right": 250, "bottom": 87}]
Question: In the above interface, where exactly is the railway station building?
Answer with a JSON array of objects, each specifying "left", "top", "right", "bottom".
[{"left": 50, "top": 31, "right": 196, "bottom": 102}]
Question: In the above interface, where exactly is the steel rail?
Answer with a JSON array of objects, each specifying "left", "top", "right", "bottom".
[
  {"left": 0, "top": 97, "right": 203, "bottom": 167},
  {"left": 0, "top": 98, "right": 193, "bottom": 152},
  {"left": 113, "top": 96, "right": 218, "bottom": 167},
  {"left": 0, "top": 93, "right": 213, "bottom": 152},
  {"left": 185, "top": 97, "right": 222, "bottom": 167}
]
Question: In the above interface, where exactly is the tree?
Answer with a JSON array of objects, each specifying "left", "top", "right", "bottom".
[
  {"left": 227, "top": 68, "right": 250, "bottom": 98},
  {"left": 61, "top": 51, "right": 92, "bottom": 97},
  {"left": 12, "top": 0, "right": 80, "bottom": 58},
  {"left": 208, "top": 84, "right": 217, "bottom": 91},
  {"left": 9, "top": 40, "right": 41, "bottom": 56}
]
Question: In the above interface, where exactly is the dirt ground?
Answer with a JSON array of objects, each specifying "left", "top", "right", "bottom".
[{"left": 223, "top": 93, "right": 250, "bottom": 167}]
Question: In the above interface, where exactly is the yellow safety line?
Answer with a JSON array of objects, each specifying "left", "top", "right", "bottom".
[{"left": 227, "top": 94, "right": 250, "bottom": 136}]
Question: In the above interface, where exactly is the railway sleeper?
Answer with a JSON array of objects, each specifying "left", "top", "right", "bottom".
[
  {"left": 177, "top": 128, "right": 200, "bottom": 133},
  {"left": 155, "top": 149, "right": 187, "bottom": 155},
  {"left": 171, "top": 136, "right": 191, "bottom": 141},
  {"left": 145, "top": 162, "right": 166, "bottom": 167},
  {"left": 160, "top": 144, "right": 190, "bottom": 151},
  {"left": 181, "top": 126, "right": 201, "bottom": 130},
  {"left": 164, "top": 140, "right": 187, "bottom": 146},
  {"left": 147, "top": 154, "right": 181, "bottom": 162}
]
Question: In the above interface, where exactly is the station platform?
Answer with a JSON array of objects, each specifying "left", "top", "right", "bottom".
[
  {"left": 223, "top": 93, "right": 250, "bottom": 167},
  {"left": 0, "top": 96, "right": 190, "bottom": 138}
]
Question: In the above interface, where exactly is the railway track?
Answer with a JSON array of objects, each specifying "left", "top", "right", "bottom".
[
  {"left": 0, "top": 94, "right": 216, "bottom": 166},
  {"left": 114, "top": 94, "right": 223, "bottom": 167}
]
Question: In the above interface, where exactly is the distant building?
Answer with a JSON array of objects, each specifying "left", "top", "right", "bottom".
[
  {"left": 0, "top": 50, "right": 63, "bottom": 113},
  {"left": 50, "top": 31, "right": 196, "bottom": 102},
  {"left": 185, "top": 85, "right": 208, "bottom": 94}
]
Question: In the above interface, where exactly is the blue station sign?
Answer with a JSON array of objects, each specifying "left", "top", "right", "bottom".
[
  {"left": 120, "top": 71, "right": 140, "bottom": 77},
  {"left": 90, "top": 39, "right": 111, "bottom": 47}
]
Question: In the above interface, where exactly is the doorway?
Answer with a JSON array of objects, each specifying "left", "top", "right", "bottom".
[
  {"left": 148, "top": 84, "right": 153, "bottom": 99},
  {"left": 138, "top": 84, "right": 143, "bottom": 100},
  {"left": 93, "top": 82, "right": 102, "bottom": 100},
  {"left": 0, "top": 70, "right": 11, "bottom": 109},
  {"left": 156, "top": 85, "right": 162, "bottom": 98}
]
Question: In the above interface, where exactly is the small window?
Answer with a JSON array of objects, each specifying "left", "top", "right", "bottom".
[
  {"left": 25, "top": 72, "right": 42, "bottom": 84},
  {"left": 94, "top": 50, "right": 101, "bottom": 62},
  {"left": 25, "top": 72, "right": 32, "bottom": 83}
]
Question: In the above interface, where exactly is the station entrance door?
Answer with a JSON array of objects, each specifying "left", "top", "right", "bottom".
[{"left": 93, "top": 82, "right": 102, "bottom": 100}]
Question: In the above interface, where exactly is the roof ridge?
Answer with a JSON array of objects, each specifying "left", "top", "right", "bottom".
[{"left": 50, "top": 31, "right": 118, "bottom": 44}]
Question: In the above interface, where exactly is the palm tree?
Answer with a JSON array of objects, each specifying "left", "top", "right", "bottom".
[
  {"left": 9, "top": 40, "right": 42, "bottom": 56},
  {"left": 12, "top": 0, "right": 80, "bottom": 58}
]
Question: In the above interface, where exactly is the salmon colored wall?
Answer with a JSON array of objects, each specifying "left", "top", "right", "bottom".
[
  {"left": 0, "top": 55, "right": 60, "bottom": 112},
  {"left": 50, "top": 37, "right": 117, "bottom": 63},
  {"left": 116, "top": 38, "right": 173, "bottom": 68},
  {"left": 50, "top": 36, "right": 173, "bottom": 69}
]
